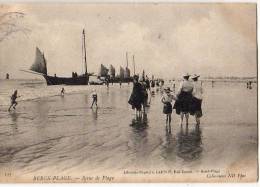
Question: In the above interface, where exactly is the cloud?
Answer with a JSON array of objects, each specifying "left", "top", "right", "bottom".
[{"left": 0, "top": 3, "right": 256, "bottom": 79}]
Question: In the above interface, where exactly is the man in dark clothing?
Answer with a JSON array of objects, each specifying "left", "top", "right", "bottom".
[{"left": 8, "top": 90, "right": 20, "bottom": 111}]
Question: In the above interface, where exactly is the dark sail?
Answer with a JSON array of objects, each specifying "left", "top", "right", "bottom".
[
  {"left": 109, "top": 65, "right": 115, "bottom": 78},
  {"left": 98, "top": 64, "right": 109, "bottom": 77},
  {"left": 30, "top": 47, "right": 47, "bottom": 75}
]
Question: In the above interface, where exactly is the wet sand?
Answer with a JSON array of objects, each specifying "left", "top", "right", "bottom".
[{"left": 0, "top": 82, "right": 257, "bottom": 182}]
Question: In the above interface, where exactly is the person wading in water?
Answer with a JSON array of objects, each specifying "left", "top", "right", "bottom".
[
  {"left": 190, "top": 74, "right": 203, "bottom": 125},
  {"left": 61, "top": 87, "right": 65, "bottom": 96},
  {"left": 90, "top": 89, "right": 98, "bottom": 108},
  {"left": 128, "top": 75, "right": 144, "bottom": 118},
  {"left": 8, "top": 90, "right": 20, "bottom": 111},
  {"left": 173, "top": 73, "right": 194, "bottom": 126},
  {"left": 161, "top": 87, "right": 176, "bottom": 133}
]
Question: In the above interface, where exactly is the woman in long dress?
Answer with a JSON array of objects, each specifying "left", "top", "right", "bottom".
[
  {"left": 190, "top": 74, "right": 203, "bottom": 125},
  {"left": 173, "top": 73, "right": 194, "bottom": 125},
  {"left": 128, "top": 75, "right": 144, "bottom": 117}
]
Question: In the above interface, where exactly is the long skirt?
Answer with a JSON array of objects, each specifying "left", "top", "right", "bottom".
[
  {"left": 128, "top": 93, "right": 143, "bottom": 111},
  {"left": 190, "top": 97, "right": 203, "bottom": 117},
  {"left": 173, "top": 91, "right": 192, "bottom": 115}
]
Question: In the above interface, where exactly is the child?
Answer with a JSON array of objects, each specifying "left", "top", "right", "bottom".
[
  {"left": 8, "top": 90, "right": 20, "bottom": 111},
  {"left": 161, "top": 87, "right": 176, "bottom": 134},
  {"left": 61, "top": 87, "right": 65, "bottom": 96},
  {"left": 90, "top": 89, "right": 98, "bottom": 108}
]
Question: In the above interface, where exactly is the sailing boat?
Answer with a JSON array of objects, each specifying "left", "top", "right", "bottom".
[{"left": 24, "top": 29, "right": 91, "bottom": 85}]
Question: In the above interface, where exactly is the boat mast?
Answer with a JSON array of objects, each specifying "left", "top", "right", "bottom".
[
  {"left": 132, "top": 55, "right": 135, "bottom": 75},
  {"left": 126, "top": 52, "right": 128, "bottom": 68},
  {"left": 82, "top": 29, "right": 87, "bottom": 75}
]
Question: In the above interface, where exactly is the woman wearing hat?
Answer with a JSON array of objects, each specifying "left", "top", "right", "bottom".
[
  {"left": 161, "top": 87, "right": 176, "bottom": 133},
  {"left": 173, "top": 73, "right": 194, "bottom": 126},
  {"left": 190, "top": 74, "right": 203, "bottom": 125},
  {"left": 128, "top": 75, "right": 144, "bottom": 117}
]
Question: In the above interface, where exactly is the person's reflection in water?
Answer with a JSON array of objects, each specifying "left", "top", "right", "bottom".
[
  {"left": 91, "top": 107, "right": 98, "bottom": 120},
  {"left": 176, "top": 124, "right": 202, "bottom": 161},
  {"left": 130, "top": 112, "right": 148, "bottom": 130},
  {"left": 9, "top": 111, "right": 18, "bottom": 135},
  {"left": 160, "top": 132, "right": 176, "bottom": 161},
  {"left": 129, "top": 113, "right": 149, "bottom": 166}
]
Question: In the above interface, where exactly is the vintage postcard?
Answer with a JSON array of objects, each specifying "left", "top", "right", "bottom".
[{"left": 0, "top": 2, "right": 258, "bottom": 183}]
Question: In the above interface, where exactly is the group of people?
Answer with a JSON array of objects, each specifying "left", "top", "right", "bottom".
[
  {"left": 128, "top": 75, "right": 152, "bottom": 117},
  {"left": 128, "top": 73, "right": 203, "bottom": 134},
  {"left": 72, "top": 72, "right": 78, "bottom": 78},
  {"left": 246, "top": 81, "right": 253, "bottom": 89},
  {"left": 8, "top": 73, "right": 203, "bottom": 135},
  {"left": 163, "top": 73, "right": 203, "bottom": 133}
]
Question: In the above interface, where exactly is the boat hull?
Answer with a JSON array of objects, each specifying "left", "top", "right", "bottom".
[{"left": 43, "top": 75, "right": 89, "bottom": 85}]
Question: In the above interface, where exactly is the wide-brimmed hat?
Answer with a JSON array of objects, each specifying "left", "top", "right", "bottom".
[
  {"left": 164, "top": 87, "right": 172, "bottom": 93},
  {"left": 192, "top": 74, "right": 200, "bottom": 79},
  {"left": 183, "top": 73, "right": 190, "bottom": 78}
]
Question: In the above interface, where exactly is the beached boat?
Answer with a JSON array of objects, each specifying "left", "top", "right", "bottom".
[{"left": 23, "top": 29, "right": 92, "bottom": 85}]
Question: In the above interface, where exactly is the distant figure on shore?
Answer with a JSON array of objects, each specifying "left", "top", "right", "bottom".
[
  {"left": 128, "top": 75, "right": 144, "bottom": 117},
  {"left": 8, "top": 90, "right": 20, "bottom": 111},
  {"left": 145, "top": 76, "right": 151, "bottom": 104},
  {"left": 248, "top": 81, "right": 252, "bottom": 89},
  {"left": 141, "top": 81, "right": 148, "bottom": 110},
  {"left": 90, "top": 89, "right": 98, "bottom": 108},
  {"left": 61, "top": 87, "right": 65, "bottom": 96},
  {"left": 190, "top": 74, "right": 203, "bottom": 125},
  {"left": 106, "top": 79, "right": 109, "bottom": 88},
  {"left": 161, "top": 87, "right": 176, "bottom": 134},
  {"left": 161, "top": 79, "right": 164, "bottom": 87},
  {"left": 145, "top": 76, "right": 151, "bottom": 91},
  {"left": 54, "top": 73, "right": 57, "bottom": 78},
  {"left": 119, "top": 81, "right": 122, "bottom": 88},
  {"left": 171, "top": 79, "right": 176, "bottom": 93},
  {"left": 150, "top": 79, "right": 155, "bottom": 95},
  {"left": 173, "top": 73, "right": 194, "bottom": 126},
  {"left": 6, "top": 73, "right": 9, "bottom": 79}
]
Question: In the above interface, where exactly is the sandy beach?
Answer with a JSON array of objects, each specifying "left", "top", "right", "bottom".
[{"left": 0, "top": 80, "right": 257, "bottom": 182}]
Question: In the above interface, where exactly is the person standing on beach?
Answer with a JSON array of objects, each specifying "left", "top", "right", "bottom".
[
  {"left": 8, "top": 90, "right": 20, "bottom": 111},
  {"left": 190, "top": 74, "right": 203, "bottom": 125},
  {"left": 173, "top": 73, "right": 193, "bottom": 126},
  {"left": 90, "top": 89, "right": 98, "bottom": 108},
  {"left": 128, "top": 75, "right": 144, "bottom": 117},
  {"left": 161, "top": 87, "right": 176, "bottom": 133},
  {"left": 141, "top": 80, "right": 148, "bottom": 111},
  {"left": 172, "top": 79, "right": 176, "bottom": 93},
  {"left": 61, "top": 87, "right": 65, "bottom": 96}
]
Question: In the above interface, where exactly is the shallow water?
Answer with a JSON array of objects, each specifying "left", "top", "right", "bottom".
[{"left": 0, "top": 79, "right": 257, "bottom": 181}]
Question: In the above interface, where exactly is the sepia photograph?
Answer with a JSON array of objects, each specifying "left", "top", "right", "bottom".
[{"left": 0, "top": 2, "right": 258, "bottom": 183}]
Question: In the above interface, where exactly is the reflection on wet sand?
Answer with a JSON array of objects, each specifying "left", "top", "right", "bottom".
[
  {"left": 128, "top": 113, "right": 151, "bottom": 166},
  {"left": 91, "top": 108, "right": 98, "bottom": 120},
  {"left": 130, "top": 113, "right": 148, "bottom": 130},
  {"left": 177, "top": 124, "right": 202, "bottom": 161},
  {"left": 160, "top": 132, "right": 176, "bottom": 161},
  {"left": 10, "top": 111, "right": 18, "bottom": 135}
]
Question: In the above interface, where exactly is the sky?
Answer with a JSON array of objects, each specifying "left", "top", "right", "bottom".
[{"left": 0, "top": 3, "right": 257, "bottom": 79}]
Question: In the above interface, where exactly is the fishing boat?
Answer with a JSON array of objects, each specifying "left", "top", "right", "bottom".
[
  {"left": 98, "top": 64, "right": 109, "bottom": 77},
  {"left": 23, "top": 29, "right": 91, "bottom": 85},
  {"left": 109, "top": 65, "right": 115, "bottom": 78}
]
